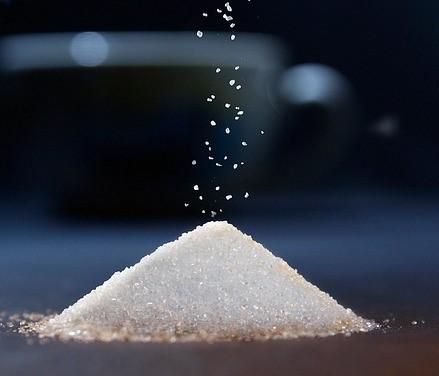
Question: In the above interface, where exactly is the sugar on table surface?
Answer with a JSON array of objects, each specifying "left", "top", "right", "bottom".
[{"left": 37, "top": 221, "right": 375, "bottom": 342}]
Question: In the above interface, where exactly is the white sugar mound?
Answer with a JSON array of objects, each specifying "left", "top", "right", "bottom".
[{"left": 38, "top": 222, "right": 375, "bottom": 342}]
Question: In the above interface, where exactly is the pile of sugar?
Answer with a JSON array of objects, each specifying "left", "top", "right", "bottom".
[{"left": 36, "top": 222, "right": 374, "bottom": 342}]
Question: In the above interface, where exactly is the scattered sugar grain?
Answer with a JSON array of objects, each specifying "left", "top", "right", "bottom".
[
  {"left": 196, "top": 31, "right": 204, "bottom": 38},
  {"left": 226, "top": 195, "right": 233, "bottom": 200}
]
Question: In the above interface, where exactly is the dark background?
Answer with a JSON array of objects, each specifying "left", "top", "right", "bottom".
[{"left": 1, "top": 0, "right": 439, "bottom": 205}]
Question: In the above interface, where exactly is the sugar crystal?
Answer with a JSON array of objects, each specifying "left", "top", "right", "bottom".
[{"left": 37, "top": 222, "right": 374, "bottom": 342}]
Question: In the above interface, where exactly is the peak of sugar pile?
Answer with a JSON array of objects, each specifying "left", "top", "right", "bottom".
[{"left": 37, "top": 222, "right": 375, "bottom": 342}]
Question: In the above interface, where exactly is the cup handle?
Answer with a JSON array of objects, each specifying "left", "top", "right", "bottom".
[{"left": 278, "top": 64, "right": 360, "bottom": 185}]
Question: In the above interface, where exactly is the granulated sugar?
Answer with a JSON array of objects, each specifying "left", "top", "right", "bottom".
[{"left": 35, "top": 222, "right": 375, "bottom": 342}]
